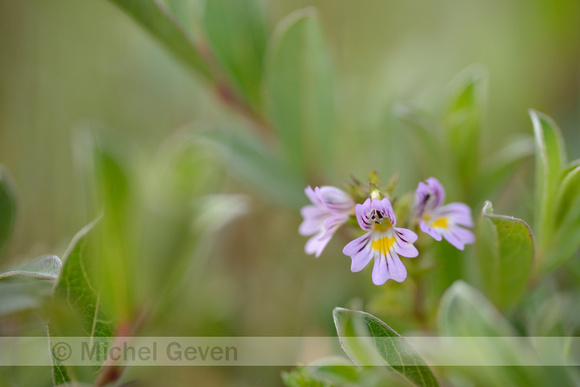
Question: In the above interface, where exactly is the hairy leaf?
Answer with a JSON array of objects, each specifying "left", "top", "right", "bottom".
[
  {"left": 333, "top": 308, "right": 439, "bottom": 387},
  {"left": 477, "top": 202, "right": 535, "bottom": 309}
]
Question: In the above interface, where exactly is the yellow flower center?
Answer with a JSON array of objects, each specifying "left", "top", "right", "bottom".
[
  {"left": 432, "top": 216, "right": 449, "bottom": 229},
  {"left": 371, "top": 236, "right": 395, "bottom": 255}
]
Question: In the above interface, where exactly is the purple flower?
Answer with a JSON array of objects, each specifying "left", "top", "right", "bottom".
[
  {"left": 415, "top": 177, "right": 475, "bottom": 250},
  {"left": 299, "top": 186, "right": 355, "bottom": 257},
  {"left": 342, "top": 197, "right": 418, "bottom": 285}
]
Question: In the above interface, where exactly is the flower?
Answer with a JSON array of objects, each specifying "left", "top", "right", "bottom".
[
  {"left": 415, "top": 177, "right": 475, "bottom": 250},
  {"left": 299, "top": 186, "right": 355, "bottom": 257},
  {"left": 342, "top": 197, "right": 418, "bottom": 285}
]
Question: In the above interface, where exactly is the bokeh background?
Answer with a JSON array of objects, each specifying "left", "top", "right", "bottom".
[{"left": 1, "top": 0, "right": 579, "bottom": 385}]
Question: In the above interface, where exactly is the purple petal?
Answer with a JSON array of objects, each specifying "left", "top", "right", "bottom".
[
  {"left": 394, "top": 228, "right": 419, "bottom": 258},
  {"left": 319, "top": 214, "right": 349, "bottom": 241},
  {"left": 355, "top": 199, "right": 373, "bottom": 231},
  {"left": 305, "top": 186, "right": 323, "bottom": 206},
  {"left": 371, "top": 251, "right": 407, "bottom": 285},
  {"left": 441, "top": 225, "right": 475, "bottom": 250},
  {"left": 318, "top": 186, "right": 354, "bottom": 214},
  {"left": 426, "top": 177, "right": 446, "bottom": 207},
  {"left": 420, "top": 221, "right": 443, "bottom": 241},
  {"left": 299, "top": 205, "right": 328, "bottom": 236},
  {"left": 343, "top": 234, "right": 373, "bottom": 272},
  {"left": 305, "top": 230, "right": 331, "bottom": 257},
  {"left": 386, "top": 253, "right": 408, "bottom": 282},
  {"left": 373, "top": 197, "right": 397, "bottom": 225},
  {"left": 440, "top": 202, "right": 474, "bottom": 227},
  {"left": 414, "top": 181, "right": 430, "bottom": 216}
]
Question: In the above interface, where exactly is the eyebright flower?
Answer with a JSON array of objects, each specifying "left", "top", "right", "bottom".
[
  {"left": 299, "top": 186, "right": 355, "bottom": 257},
  {"left": 342, "top": 197, "right": 418, "bottom": 285},
  {"left": 415, "top": 177, "right": 475, "bottom": 250}
]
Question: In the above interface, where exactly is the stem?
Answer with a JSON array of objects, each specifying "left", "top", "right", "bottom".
[{"left": 412, "top": 280, "right": 428, "bottom": 331}]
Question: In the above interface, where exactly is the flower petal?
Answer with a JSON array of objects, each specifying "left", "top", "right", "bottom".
[
  {"left": 420, "top": 221, "right": 443, "bottom": 241},
  {"left": 426, "top": 177, "right": 446, "bottom": 207},
  {"left": 305, "top": 186, "right": 323, "bottom": 206},
  {"left": 343, "top": 233, "right": 373, "bottom": 272},
  {"left": 440, "top": 202, "right": 474, "bottom": 227},
  {"left": 373, "top": 197, "right": 397, "bottom": 225},
  {"left": 318, "top": 186, "right": 354, "bottom": 214},
  {"left": 441, "top": 225, "right": 475, "bottom": 250},
  {"left": 371, "top": 251, "right": 407, "bottom": 285},
  {"left": 355, "top": 199, "right": 373, "bottom": 231},
  {"left": 319, "top": 214, "right": 349, "bottom": 241},
  {"left": 305, "top": 229, "right": 331, "bottom": 257},
  {"left": 299, "top": 205, "right": 328, "bottom": 236},
  {"left": 394, "top": 228, "right": 419, "bottom": 258}
]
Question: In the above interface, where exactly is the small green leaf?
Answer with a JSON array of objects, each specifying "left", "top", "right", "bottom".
[
  {"left": 530, "top": 110, "right": 566, "bottom": 248},
  {"left": 477, "top": 201, "right": 535, "bottom": 309},
  {"left": 50, "top": 219, "right": 114, "bottom": 385},
  {"left": 266, "top": 8, "right": 336, "bottom": 176},
  {"left": 546, "top": 164, "right": 580, "bottom": 271},
  {"left": 443, "top": 65, "right": 486, "bottom": 196},
  {"left": 0, "top": 166, "right": 17, "bottom": 256},
  {"left": 333, "top": 308, "right": 439, "bottom": 387},
  {"left": 106, "top": 0, "right": 212, "bottom": 81},
  {"left": 203, "top": 0, "right": 267, "bottom": 108},
  {"left": 0, "top": 255, "right": 61, "bottom": 280}
]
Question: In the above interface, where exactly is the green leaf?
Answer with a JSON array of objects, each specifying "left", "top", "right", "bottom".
[
  {"left": 479, "top": 136, "right": 534, "bottom": 200},
  {"left": 333, "top": 307, "right": 439, "bottom": 387},
  {"left": 106, "top": 0, "right": 212, "bottom": 81},
  {"left": 76, "top": 129, "right": 136, "bottom": 321},
  {"left": 197, "top": 125, "right": 304, "bottom": 209},
  {"left": 0, "top": 255, "right": 61, "bottom": 280},
  {"left": 443, "top": 65, "right": 486, "bottom": 197},
  {"left": 50, "top": 219, "right": 114, "bottom": 385},
  {"left": 437, "top": 281, "right": 554, "bottom": 386},
  {"left": 530, "top": 110, "right": 566, "bottom": 248},
  {"left": 266, "top": 8, "right": 336, "bottom": 176},
  {"left": 477, "top": 201, "right": 535, "bottom": 309},
  {"left": 0, "top": 166, "right": 17, "bottom": 256},
  {"left": 438, "top": 280, "right": 517, "bottom": 337},
  {"left": 203, "top": 0, "right": 267, "bottom": 108},
  {"left": 547, "top": 164, "right": 580, "bottom": 270}
]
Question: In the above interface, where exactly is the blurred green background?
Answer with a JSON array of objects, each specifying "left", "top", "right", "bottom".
[{"left": 1, "top": 0, "right": 579, "bottom": 385}]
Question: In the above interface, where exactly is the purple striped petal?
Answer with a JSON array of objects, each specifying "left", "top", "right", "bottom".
[
  {"left": 343, "top": 233, "right": 373, "bottom": 272},
  {"left": 394, "top": 228, "right": 419, "bottom": 258},
  {"left": 305, "top": 230, "right": 332, "bottom": 258},
  {"left": 355, "top": 199, "right": 373, "bottom": 231},
  {"left": 440, "top": 202, "right": 474, "bottom": 227},
  {"left": 318, "top": 186, "right": 354, "bottom": 214},
  {"left": 420, "top": 221, "right": 443, "bottom": 241},
  {"left": 319, "top": 214, "right": 349, "bottom": 241},
  {"left": 441, "top": 225, "right": 475, "bottom": 250}
]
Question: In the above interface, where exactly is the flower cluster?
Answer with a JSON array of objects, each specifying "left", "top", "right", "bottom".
[{"left": 299, "top": 177, "right": 474, "bottom": 285}]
